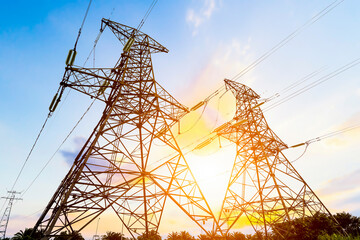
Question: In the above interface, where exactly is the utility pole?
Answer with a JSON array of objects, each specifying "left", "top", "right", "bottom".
[
  {"left": 0, "top": 191, "right": 22, "bottom": 239},
  {"left": 92, "top": 218, "right": 100, "bottom": 240}
]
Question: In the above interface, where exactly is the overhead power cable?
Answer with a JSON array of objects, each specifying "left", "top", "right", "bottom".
[
  {"left": 290, "top": 123, "right": 360, "bottom": 149},
  {"left": 74, "top": 0, "right": 93, "bottom": 51},
  {"left": 263, "top": 57, "right": 360, "bottom": 112},
  {"left": 263, "top": 66, "right": 327, "bottom": 102},
  {"left": 171, "top": 56, "right": 359, "bottom": 169},
  {"left": 4, "top": 0, "right": 94, "bottom": 196},
  {"left": 187, "top": 0, "right": 344, "bottom": 115},
  {"left": 194, "top": 121, "right": 360, "bottom": 182},
  {"left": 231, "top": 0, "right": 344, "bottom": 82},
  {"left": 280, "top": 66, "right": 327, "bottom": 94},
  {"left": 21, "top": 100, "right": 96, "bottom": 198},
  {"left": 20, "top": 1, "right": 160, "bottom": 197},
  {"left": 137, "top": 0, "right": 158, "bottom": 31}
]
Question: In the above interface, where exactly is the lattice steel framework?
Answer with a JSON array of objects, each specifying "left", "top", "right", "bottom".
[
  {"left": 0, "top": 191, "right": 22, "bottom": 239},
  {"left": 216, "top": 79, "right": 338, "bottom": 238},
  {"left": 33, "top": 19, "right": 218, "bottom": 239}
]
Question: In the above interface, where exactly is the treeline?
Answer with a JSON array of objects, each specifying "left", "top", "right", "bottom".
[{"left": 5, "top": 212, "right": 360, "bottom": 240}]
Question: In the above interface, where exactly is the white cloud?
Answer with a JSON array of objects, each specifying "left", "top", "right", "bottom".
[
  {"left": 324, "top": 112, "right": 360, "bottom": 147},
  {"left": 318, "top": 169, "right": 360, "bottom": 196},
  {"left": 180, "top": 37, "right": 254, "bottom": 110},
  {"left": 317, "top": 169, "right": 360, "bottom": 213},
  {"left": 186, "top": 0, "right": 222, "bottom": 35}
]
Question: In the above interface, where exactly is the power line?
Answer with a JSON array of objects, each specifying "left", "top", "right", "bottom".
[
  {"left": 186, "top": 0, "right": 345, "bottom": 114},
  {"left": 280, "top": 66, "right": 327, "bottom": 94},
  {"left": 231, "top": 0, "right": 344, "bottom": 82},
  {"left": 4, "top": 0, "right": 94, "bottom": 198},
  {"left": 21, "top": 100, "right": 96, "bottom": 198},
  {"left": 74, "top": 0, "right": 93, "bottom": 50},
  {"left": 137, "top": 0, "right": 158, "bottom": 31},
  {"left": 10, "top": 116, "right": 50, "bottom": 192},
  {"left": 19, "top": 1, "right": 161, "bottom": 198},
  {"left": 263, "top": 57, "right": 360, "bottom": 112}
]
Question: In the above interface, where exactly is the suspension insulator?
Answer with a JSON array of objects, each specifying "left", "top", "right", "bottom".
[
  {"left": 290, "top": 143, "right": 306, "bottom": 148},
  {"left": 190, "top": 101, "right": 205, "bottom": 111},
  {"left": 195, "top": 138, "right": 213, "bottom": 150},
  {"left": 123, "top": 37, "right": 135, "bottom": 52},
  {"left": 213, "top": 122, "right": 231, "bottom": 133},
  {"left": 65, "top": 49, "right": 77, "bottom": 66},
  {"left": 49, "top": 93, "right": 59, "bottom": 112},
  {"left": 98, "top": 80, "right": 110, "bottom": 95},
  {"left": 252, "top": 101, "right": 265, "bottom": 109},
  {"left": 232, "top": 119, "right": 248, "bottom": 127}
]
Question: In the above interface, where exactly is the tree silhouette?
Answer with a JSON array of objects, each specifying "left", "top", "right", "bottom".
[
  {"left": 102, "top": 231, "right": 128, "bottom": 240},
  {"left": 12, "top": 228, "right": 43, "bottom": 240},
  {"left": 334, "top": 212, "right": 360, "bottom": 236},
  {"left": 53, "top": 231, "right": 84, "bottom": 240},
  {"left": 137, "top": 230, "right": 161, "bottom": 240},
  {"left": 166, "top": 231, "right": 196, "bottom": 240}
]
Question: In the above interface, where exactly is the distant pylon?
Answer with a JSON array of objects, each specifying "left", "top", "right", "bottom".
[
  {"left": 216, "top": 79, "right": 341, "bottom": 238},
  {"left": 0, "top": 191, "right": 22, "bottom": 239},
  {"left": 33, "top": 19, "right": 218, "bottom": 239}
]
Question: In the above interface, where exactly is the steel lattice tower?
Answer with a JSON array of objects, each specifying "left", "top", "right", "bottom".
[
  {"left": 216, "top": 79, "right": 338, "bottom": 238},
  {"left": 0, "top": 191, "right": 22, "bottom": 239},
  {"left": 33, "top": 19, "right": 218, "bottom": 239}
]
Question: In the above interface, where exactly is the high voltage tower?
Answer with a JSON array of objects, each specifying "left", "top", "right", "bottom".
[
  {"left": 33, "top": 19, "right": 218, "bottom": 239},
  {"left": 29, "top": 18, "right": 348, "bottom": 240},
  {"left": 0, "top": 191, "right": 22, "bottom": 239},
  {"left": 214, "top": 80, "right": 341, "bottom": 238}
]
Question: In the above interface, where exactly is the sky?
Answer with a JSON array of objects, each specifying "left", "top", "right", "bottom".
[{"left": 0, "top": 0, "right": 360, "bottom": 239}]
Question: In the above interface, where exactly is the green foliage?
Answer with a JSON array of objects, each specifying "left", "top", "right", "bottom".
[
  {"left": 53, "top": 231, "right": 84, "bottom": 240},
  {"left": 9, "top": 212, "right": 360, "bottom": 240},
  {"left": 334, "top": 212, "right": 360, "bottom": 236},
  {"left": 102, "top": 231, "right": 128, "bottom": 240},
  {"left": 197, "top": 232, "right": 223, "bottom": 240},
  {"left": 226, "top": 232, "right": 247, "bottom": 240},
  {"left": 137, "top": 230, "right": 161, "bottom": 240},
  {"left": 318, "top": 233, "right": 360, "bottom": 240},
  {"left": 271, "top": 212, "right": 338, "bottom": 240},
  {"left": 11, "top": 228, "right": 43, "bottom": 240},
  {"left": 166, "top": 231, "right": 196, "bottom": 240}
]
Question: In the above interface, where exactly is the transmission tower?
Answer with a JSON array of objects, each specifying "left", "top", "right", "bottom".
[
  {"left": 0, "top": 191, "right": 22, "bottom": 239},
  {"left": 33, "top": 19, "right": 218, "bottom": 239},
  {"left": 215, "top": 79, "right": 340, "bottom": 238}
]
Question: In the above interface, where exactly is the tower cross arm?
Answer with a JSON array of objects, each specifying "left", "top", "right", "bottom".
[
  {"left": 101, "top": 18, "right": 169, "bottom": 54},
  {"left": 64, "top": 66, "right": 120, "bottom": 102}
]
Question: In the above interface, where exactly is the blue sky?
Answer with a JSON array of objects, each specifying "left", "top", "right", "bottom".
[{"left": 1, "top": 0, "right": 360, "bottom": 238}]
